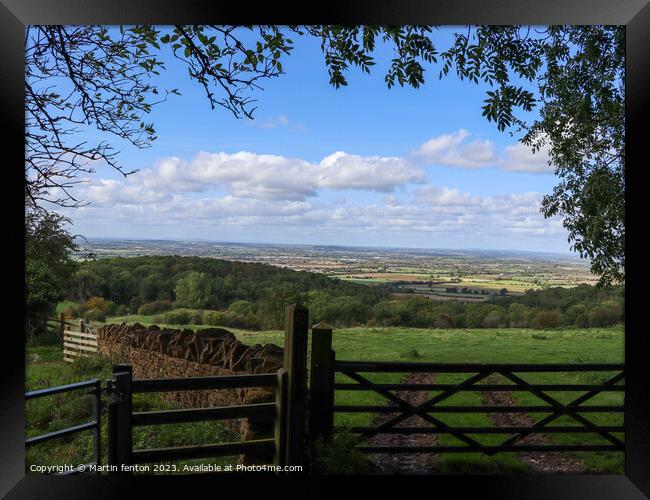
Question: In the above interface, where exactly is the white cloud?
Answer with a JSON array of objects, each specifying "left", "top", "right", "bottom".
[
  {"left": 306, "top": 191, "right": 557, "bottom": 240},
  {"left": 84, "top": 179, "right": 171, "bottom": 206},
  {"left": 501, "top": 142, "right": 554, "bottom": 173},
  {"left": 414, "top": 186, "right": 481, "bottom": 207},
  {"left": 86, "top": 150, "right": 425, "bottom": 204},
  {"left": 63, "top": 135, "right": 566, "bottom": 248},
  {"left": 65, "top": 180, "right": 566, "bottom": 247},
  {"left": 414, "top": 129, "right": 554, "bottom": 173},
  {"left": 383, "top": 195, "right": 402, "bottom": 206},
  {"left": 317, "top": 151, "right": 424, "bottom": 192},
  {"left": 413, "top": 129, "right": 497, "bottom": 168}
]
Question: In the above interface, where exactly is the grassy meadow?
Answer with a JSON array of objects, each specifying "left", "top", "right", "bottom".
[{"left": 26, "top": 322, "right": 624, "bottom": 474}]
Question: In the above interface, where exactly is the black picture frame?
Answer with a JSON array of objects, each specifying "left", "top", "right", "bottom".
[{"left": 2, "top": 1, "right": 648, "bottom": 498}]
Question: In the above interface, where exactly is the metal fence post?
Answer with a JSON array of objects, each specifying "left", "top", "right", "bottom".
[
  {"left": 91, "top": 380, "right": 102, "bottom": 473},
  {"left": 283, "top": 304, "right": 309, "bottom": 468},
  {"left": 273, "top": 368, "right": 288, "bottom": 469},
  {"left": 309, "top": 323, "right": 335, "bottom": 441},
  {"left": 107, "top": 364, "right": 132, "bottom": 474}
]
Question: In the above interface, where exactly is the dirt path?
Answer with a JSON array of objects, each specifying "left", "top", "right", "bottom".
[
  {"left": 369, "top": 372, "right": 439, "bottom": 474},
  {"left": 367, "top": 372, "right": 586, "bottom": 474},
  {"left": 480, "top": 374, "right": 586, "bottom": 473}
]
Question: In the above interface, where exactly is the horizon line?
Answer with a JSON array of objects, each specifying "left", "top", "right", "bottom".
[{"left": 75, "top": 235, "right": 582, "bottom": 259}]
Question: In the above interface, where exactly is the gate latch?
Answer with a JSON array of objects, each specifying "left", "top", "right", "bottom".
[{"left": 104, "top": 379, "right": 122, "bottom": 404}]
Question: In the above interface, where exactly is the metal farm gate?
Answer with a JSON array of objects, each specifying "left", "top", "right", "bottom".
[{"left": 307, "top": 324, "right": 625, "bottom": 458}]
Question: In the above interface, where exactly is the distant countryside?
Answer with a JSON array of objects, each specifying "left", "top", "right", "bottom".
[{"left": 65, "top": 240, "right": 619, "bottom": 331}]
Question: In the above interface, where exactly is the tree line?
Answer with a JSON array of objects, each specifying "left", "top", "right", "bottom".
[
  {"left": 62, "top": 255, "right": 388, "bottom": 330},
  {"left": 60, "top": 256, "right": 623, "bottom": 331}
]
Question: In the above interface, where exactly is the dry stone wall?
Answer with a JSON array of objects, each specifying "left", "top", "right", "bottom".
[{"left": 97, "top": 323, "right": 284, "bottom": 463}]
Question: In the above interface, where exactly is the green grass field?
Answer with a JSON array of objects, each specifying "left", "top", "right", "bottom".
[{"left": 26, "top": 324, "right": 624, "bottom": 474}]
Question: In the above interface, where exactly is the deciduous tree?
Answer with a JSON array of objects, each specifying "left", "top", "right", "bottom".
[{"left": 174, "top": 272, "right": 212, "bottom": 308}]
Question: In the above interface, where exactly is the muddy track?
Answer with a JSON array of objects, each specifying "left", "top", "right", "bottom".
[
  {"left": 369, "top": 372, "right": 439, "bottom": 474},
  {"left": 481, "top": 374, "right": 586, "bottom": 473}
]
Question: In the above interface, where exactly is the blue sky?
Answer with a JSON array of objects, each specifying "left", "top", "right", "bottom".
[{"left": 47, "top": 26, "right": 572, "bottom": 253}]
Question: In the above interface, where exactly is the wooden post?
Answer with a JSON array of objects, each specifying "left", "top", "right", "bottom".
[
  {"left": 108, "top": 364, "right": 132, "bottom": 474},
  {"left": 283, "top": 304, "right": 309, "bottom": 468},
  {"left": 79, "top": 319, "right": 86, "bottom": 333},
  {"left": 273, "top": 368, "right": 288, "bottom": 469},
  {"left": 59, "top": 313, "right": 65, "bottom": 340},
  {"left": 309, "top": 323, "right": 335, "bottom": 441}
]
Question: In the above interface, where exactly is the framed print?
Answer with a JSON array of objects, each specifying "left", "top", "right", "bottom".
[{"left": 2, "top": 0, "right": 648, "bottom": 498}]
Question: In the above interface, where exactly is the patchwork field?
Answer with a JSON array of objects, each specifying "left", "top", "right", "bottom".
[
  {"left": 329, "top": 252, "right": 600, "bottom": 301},
  {"left": 336, "top": 272, "right": 587, "bottom": 294}
]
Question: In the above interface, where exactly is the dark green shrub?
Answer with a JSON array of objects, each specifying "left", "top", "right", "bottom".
[
  {"left": 198, "top": 307, "right": 262, "bottom": 330},
  {"left": 530, "top": 310, "right": 563, "bottom": 329},
  {"left": 137, "top": 300, "right": 173, "bottom": 316},
  {"left": 482, "top": 310, "right": 504, "bottom": 328},
  {"left": 104, "top": 300, "right": 119, "bottom": 316},
  {"left": 564, "top": 304, "right": 587, "bottom": 324},
  {"left": 129, "top": 297, "right": 142, "bottom": 313},
  {"left": 189, "top": 312, "right": 204, "bottom": 325},
  {"left": 61, "top": 305, "right": 80, "bottom": 319},
  {"left": 574, "top": 313, "right": 590, "bottom": 328},
  {"left": 84, "top": 309, "right": 105, "bottom": 322},
  {"left": 310, "top": 433, "right": 375, "bottom": 474},
  {"left": 588, "top": 302, "right": 622, "bottom": 327},
  {"left": 434, "top": 313, "right": 454, "bottom": 329},
  {"left": 506, "top": 303, "right": 531, "bottom": 328},
  {"left": 137, "top": 303, "right": 154, "bottom": 315},
  {"left": 203, "top": 310, "right": 225, "bottom": 326},
  {"left": 228, "top": 300, "right": 254, "bottom": 316},
  {"left": 163, "top": 310, "right": 191, "bottom": 325},
  {"left": 27, "top": 332, "right": 60, "bottom": 347},
  {"left": 71, "top": 354, "right": 106, "bottom": 377}
]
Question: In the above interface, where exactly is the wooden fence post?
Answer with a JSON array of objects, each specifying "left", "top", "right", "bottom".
[
  {"left": 108, "top": 364, "right": 132, "bottom": 474},
  {"left": 59, "top": 313, "right": 65, "bottom": 340},
  {"left": 79, "top": 319, "right": 86, "bottom": 333},
  {"left": 283, "top": 303, "right": 309, "bottom": 468},
  {"left": 309, "top": 323, "right": 334, "bottom": 441}
]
